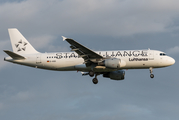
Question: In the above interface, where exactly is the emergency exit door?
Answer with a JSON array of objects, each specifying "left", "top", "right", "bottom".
[{"left": 36, "top": 55, "right": 41, "bottom": 64}]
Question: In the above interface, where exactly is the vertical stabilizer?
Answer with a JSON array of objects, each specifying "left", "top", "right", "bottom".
[{"left": 8, "top": 28, "right": 39, "bottom": 54}]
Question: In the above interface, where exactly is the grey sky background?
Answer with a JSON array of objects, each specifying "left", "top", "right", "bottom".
[{"left": 0, "top": 0, "right": 179, "bottom": 120}]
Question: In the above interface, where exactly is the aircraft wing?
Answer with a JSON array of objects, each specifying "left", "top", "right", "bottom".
[{"left": 62, "top": 36, "right": 104, "bottom": 63}]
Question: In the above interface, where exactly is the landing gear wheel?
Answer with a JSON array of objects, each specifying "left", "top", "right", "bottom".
[
  {"left": 92, "top": 78, "right": 98, "bottom": 84},
  {"left": 150, "top": 74, "right": 154, "bottom": 78},
  {"left": 149, "top": 67, "right": 154, "bottom": 79},
  {"left": 89, "top": 71, "right": 94, "bottom": 77}
]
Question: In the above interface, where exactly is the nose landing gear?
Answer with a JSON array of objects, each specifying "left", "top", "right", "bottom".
[{"left": 149, "top": 67, "right": 154, "bottom": 78}]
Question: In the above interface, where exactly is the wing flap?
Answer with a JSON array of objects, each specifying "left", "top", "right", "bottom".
[{"left": 4, "top": 50, "right": 25, "bottom": 60}]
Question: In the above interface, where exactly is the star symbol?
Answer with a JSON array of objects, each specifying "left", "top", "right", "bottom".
[{"left": 15, "top": 39, "right": 28, "bottom": 52}]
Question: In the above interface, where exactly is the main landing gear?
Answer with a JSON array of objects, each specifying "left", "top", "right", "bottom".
[
  {"left": 89, "top": 71, "right": 99, "bottom": 84},
  {"left": 149, "top": 67, "right": 154, "bottom": 78},
  {"left": 92, "top": 73, "right": 100, "bottom": 84},
  {"left": 92, "top": 77, "right": 98, "bottom": 84},
  {"left": 89, "top": 71, "right": 94, "bottom": 77}
]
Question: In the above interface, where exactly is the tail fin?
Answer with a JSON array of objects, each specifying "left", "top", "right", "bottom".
[{"left": 8, "top": 28, "right": 39, "bottom": 54}]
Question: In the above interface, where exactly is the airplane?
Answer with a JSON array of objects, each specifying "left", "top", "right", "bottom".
[{"left": 4, "top": 28, "right": 175, "bottom": 84}]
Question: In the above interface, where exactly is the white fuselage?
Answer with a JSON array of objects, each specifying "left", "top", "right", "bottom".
[
  {"left": 4, "top": 28, "right": 175, "bottom": 83},
  {"left": 5, "top": 49, "right": 175, "bottom": 72}
]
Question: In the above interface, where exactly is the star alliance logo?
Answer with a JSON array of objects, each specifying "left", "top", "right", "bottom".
[{"left": 15, "top": 39, "right": 28, "bottom": 52}]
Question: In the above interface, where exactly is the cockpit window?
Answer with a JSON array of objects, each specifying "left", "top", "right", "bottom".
[{"left": 160, "top": 53, "right": 166, "bottom": 56}]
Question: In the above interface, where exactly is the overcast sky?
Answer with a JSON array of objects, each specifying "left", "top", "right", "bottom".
[{"left": 0, "top": 0, "right": 179, "bottom": 120}]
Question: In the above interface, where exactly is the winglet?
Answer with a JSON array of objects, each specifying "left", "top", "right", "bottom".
[{"left": 62, "top": 36, "right": 67, "bottom": 41}]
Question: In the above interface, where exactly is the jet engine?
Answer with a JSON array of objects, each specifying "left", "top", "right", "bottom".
[
  {"left": 103, "top": 70, "right": 125, "bottom": 80},
  {"left": 98, "top": 58, "right": 126, "bottom": 69}
]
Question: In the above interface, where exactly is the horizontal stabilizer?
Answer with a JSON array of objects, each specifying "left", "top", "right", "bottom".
[{"left": 4, "top": 50, "right": 25, "bottom": 60}]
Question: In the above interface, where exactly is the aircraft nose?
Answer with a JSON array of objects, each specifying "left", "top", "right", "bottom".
[{"left": 169, "top": 57, "right": 175, "bottom": 65}]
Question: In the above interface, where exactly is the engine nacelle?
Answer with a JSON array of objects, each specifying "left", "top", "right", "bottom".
[
  {"left": 100, "top": 58, "right": 126, "bottom": 69},
  {"left": 103, "top": 70, "right": 125, "bottom": 80}
]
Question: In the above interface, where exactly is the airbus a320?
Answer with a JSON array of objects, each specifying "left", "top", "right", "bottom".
[{"left": 4, "top": 28, "right": 175, "bottom": 84}]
